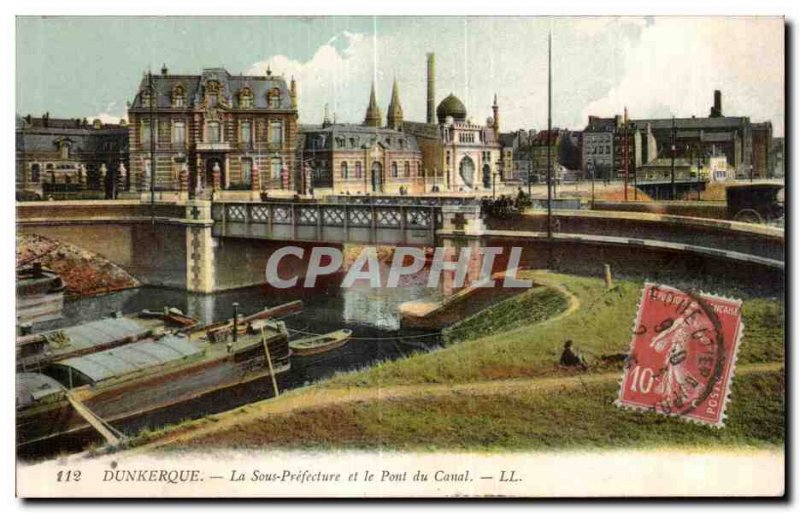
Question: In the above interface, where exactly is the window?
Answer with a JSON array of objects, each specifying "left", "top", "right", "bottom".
[
  {"left": 242, "top": 158, "right": 252, "bottom": 184},
  {"left": 140, "top": 119, "right": 156, "bottom": 146},
  {"left": 271, "top": 159, "right": 282, "bottom": 180},
  {"left": 241, "top": 121, "right": 252, "bottom": 145},
  {"left": 417, "top": 163, "right": 421, "bottom": 177},
  {"left": 355, "top": 162, "right": 362, "bottom": 178},
  {"left": 172, "top": 85, "right": 185, "bottom": 108},
  {"left": 31, "top": 163, "right": 40, "bottom": 183},
  {"left": 270, "top": 121, "right": 282, "bottom": 145},
  {"left": 59, "top": 142, "right": 69, "bottom": 160},
  {"left": 404, "top": 162, "right": 410, "bottom": 177},
  {"left": 268, "top": 88, "right": 281, "bottom": 109},
  {"left": 173, "top": 121, "right": 186, "bottom": 145},
  {"left": 391, "top": 162, "right": 398, "bottom": 178},
  {"left": 208, "top": 95, "right": 218, "bottom": 108},
  {"left": 341, "top": 162, "right": 349, "bottom": 179},
  {"left": 239, "top": 88, "right": 253, "bottom": 108},
  {"left": 207, "top": 122, "right": 221, "bottom": 143}
]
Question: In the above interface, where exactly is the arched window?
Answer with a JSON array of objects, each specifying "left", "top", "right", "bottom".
[
  {"left": 403, "top": 162, "right": 410, "bottom": 178},
  {"left": 391, "top": 162, "right": 398, "bottom": 178},
  {"left": 355, "top": 162, "right": 362, "bottom": 178},
  {"left": 341, "top": 162, "right": 349, "bottom": 179},
  {"left": 268, "top": 88, "right": 281, "bottom": 109},
  {"left": 239, "top": 87, "right": 253, "bottom": 108},
  {"left": 172, "top": 85, "right": 185, "bottom": 108}
]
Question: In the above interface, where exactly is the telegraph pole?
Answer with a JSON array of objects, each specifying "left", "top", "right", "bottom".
[
  {"left": 623, "top": 107, "right": 629, "bottom": 201},
  {"left": 149, "top": 71, "right": 156, "bottom": 223},
  {"left": 546, "top": 31, "right": 553, "bottom": 242},
  {"left": 670, "top": 116, "right": 676, "bottom": 200}
]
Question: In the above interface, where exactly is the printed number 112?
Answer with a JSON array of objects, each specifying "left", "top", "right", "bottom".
[{"left": 57, "top": 470, "right": 81, "bottom": 482}]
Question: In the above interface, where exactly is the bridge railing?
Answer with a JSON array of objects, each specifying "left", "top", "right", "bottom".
[
  {"left": 324, "top": 195, "right": 479, "bottom": 207},
  {"left": 212, "top": 201, "right": 443, "bottom": 231}
]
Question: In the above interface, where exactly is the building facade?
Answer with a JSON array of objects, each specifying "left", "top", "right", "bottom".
[
  {"left": 299, "top": 81, "right": 424, "bottom": 195},
  {"left": 16, "top": 114, "right": 129, "bottom": 199},
  {"left": 402, "top": 53, "right": 503, "bottom": 192},
  {"left": 128, "top": 66, "right": 298, "bottom": 196},
  {"left": 581, "top": 116, "right": 616, "bottom": 179}
]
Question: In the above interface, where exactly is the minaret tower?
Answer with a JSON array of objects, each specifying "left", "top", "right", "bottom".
[
  {"left": 492, "top": 93, "right": 500, "bottom": 134},
  {"left": 386, "top": 78, "right": 404, "bottom": 130},
  {"left": 322, "top": 103, "right": 332, "bottom": 128},
  {"left": 426, "top": 53, "right": 435, "bottom": 124},
  {"left": 363, "top": 82, "right": 382, "bottom": 128}
]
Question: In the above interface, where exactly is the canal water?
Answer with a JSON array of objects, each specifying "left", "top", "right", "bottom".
[
  {"left": 34, "top": 265, "right": 446, "bottom": 388},
  {"left": 21, "top": 256, "right": 460, "bottom": 459}
]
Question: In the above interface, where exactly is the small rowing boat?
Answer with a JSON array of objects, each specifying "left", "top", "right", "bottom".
[{"left": 289, "top": 329, "right": 352, "bottom": 356}]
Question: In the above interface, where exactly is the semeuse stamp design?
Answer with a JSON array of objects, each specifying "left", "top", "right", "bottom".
[{"left": 616, "top": 283, "right": 744, "bottom": 427}]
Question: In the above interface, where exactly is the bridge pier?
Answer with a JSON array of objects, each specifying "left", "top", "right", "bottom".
[{"left": 184, "top": 200, "right": 216, "bottom": 293}]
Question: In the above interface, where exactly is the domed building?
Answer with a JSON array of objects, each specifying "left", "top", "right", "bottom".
[
  {"left": 436, "top": 94, "right": 467, "bottom": 124},
  {"left": 402, "top": 53, "right": 504, "bottom": 192}
]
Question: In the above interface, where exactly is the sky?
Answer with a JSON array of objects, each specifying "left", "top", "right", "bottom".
[{"left": 16, "top": 16, "right": 785, "bottom": 135}]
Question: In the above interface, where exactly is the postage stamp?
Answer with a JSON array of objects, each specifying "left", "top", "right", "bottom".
[{"left": 616, "top": 283, "right": 744, "bottom": 427}]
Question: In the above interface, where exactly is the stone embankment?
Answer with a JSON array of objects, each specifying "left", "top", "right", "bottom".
[{"left": 17, "top": 233, "right": 139, "bottom": 298}]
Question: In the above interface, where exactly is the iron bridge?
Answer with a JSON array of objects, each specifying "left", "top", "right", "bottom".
[{"left": 211, "top": 201, "right": 446, "bottom": 245}]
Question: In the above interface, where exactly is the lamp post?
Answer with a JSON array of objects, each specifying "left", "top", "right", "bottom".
[
  {"left": 589, "top": 162, "right": 595, "bottom": 208},
  {"left": 232, "top": 302, "right": 239, "bottom": 345}
]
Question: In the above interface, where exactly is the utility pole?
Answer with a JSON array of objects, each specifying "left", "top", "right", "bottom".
[
  {"left": 670, "top": 116, "right": 676, "bottom": 200},
  {"left": 149, "top": 71, "right": 156, "bottom": 223},
  {"left": 546, "top": 31, "right": 553, "bottom": 243}
]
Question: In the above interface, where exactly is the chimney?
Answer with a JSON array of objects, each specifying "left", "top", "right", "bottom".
[
  {"left": 161, "top": 63, "right": 168, "bottom": 75},
  {"left": 426, "top": 53, "right": 435, "bottom": 124},
  {"left": 710, "top": 90, "right": 722, "bottom": 118}
]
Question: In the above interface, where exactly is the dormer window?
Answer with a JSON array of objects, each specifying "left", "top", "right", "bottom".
[
  {"left": 57, "top": 140, "right": 70, "bottom": 160},
  {"left": 239, "top": 87, "right": 253, "bottom": 109},
  {"left": 172, "top": 85, "right": 185, "bottom": 108},
  {"left": 141, "top": 89, "right": 153, "bottom": 108},
  {"left": 267, "top": 88, "right": 281, "bottom": 109},
  {"left": 205, "top": 80, "right": 221, "bottom": 108}
]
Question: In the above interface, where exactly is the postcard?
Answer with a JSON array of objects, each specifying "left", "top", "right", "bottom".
[{"left": 14, "top": 14, "right": 785, "bottom": 498}]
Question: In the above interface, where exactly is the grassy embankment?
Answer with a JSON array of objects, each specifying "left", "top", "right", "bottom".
[{"left": 152, "top": 271, "right": 784, "bottom": 452}]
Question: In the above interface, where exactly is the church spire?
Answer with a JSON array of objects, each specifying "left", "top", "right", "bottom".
[
  {"left": 363, "top": 82, "right": 382, "bottom": 128},
  {"left": 386, "top": 78, "right": 404, "bottom": 130}
]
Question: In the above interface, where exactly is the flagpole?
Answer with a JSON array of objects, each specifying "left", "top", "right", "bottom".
[{"left": 546, "top": 31, "right": 552, "bottom": 243}]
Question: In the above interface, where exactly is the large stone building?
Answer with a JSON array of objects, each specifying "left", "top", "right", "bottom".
[
  {"left": 581, "top": 116, "right": 616, "bottom": 179},
  {"left": 402, "top": 53, "right": 503, "bottom": 192},
  {"left": 127, "top": 66, "right": 298, "bottom": 196},
  {"left": 299, "top": 81, "right": 424, "bottom": 195},
  {"left": 16, "top": 114, "right": 129, "bottom": 199},
  {"left": 631, "top": 91, "right": 772, "bottom": 179}
]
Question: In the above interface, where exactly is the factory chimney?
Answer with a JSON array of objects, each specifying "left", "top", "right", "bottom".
[
  {"left": 426, "top": 53, "right": 435, "bottom": 124},
  {"left": 710, "top": 90, "right": 723, "bottom": 118}
]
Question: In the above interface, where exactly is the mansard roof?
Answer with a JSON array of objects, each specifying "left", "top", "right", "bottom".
[
  {"left": 130, "top": 67, "right": 293, "bottom": 110},
  {"left": 300, "top": 124, "right": 420, "bottom": 152}
]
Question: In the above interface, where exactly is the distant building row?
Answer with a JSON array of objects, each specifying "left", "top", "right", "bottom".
[
  {"left": 16, "top": 74, "right": 780, "bottom": 199},
  {"left": 498, "top": 90, "right": 778, "bottom": 185}
]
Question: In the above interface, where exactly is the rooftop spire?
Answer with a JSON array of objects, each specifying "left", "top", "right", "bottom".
[
  {"left": 363, "top": 82, "right": 382, "bottom": 128},
  {"left": 386, "top": 78, "right": 404, "bottom": 130}
]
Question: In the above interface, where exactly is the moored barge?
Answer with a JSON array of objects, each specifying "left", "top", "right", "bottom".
[{"left": 16, "top": 303, "right": 299, "bottom": 451}]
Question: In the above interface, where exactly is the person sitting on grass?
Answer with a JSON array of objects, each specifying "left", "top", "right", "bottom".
[{"left": 559, "top": 340, "right": 588, "bottom": 370}]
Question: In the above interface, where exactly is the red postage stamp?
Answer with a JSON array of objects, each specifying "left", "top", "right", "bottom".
[{"left": 616, "top": 283, "right": 744, "bottom": 427}]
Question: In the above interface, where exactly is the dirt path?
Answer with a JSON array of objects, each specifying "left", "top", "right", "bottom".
[{"left": 135, "top": 361, "right": 783, "bottom": 452}]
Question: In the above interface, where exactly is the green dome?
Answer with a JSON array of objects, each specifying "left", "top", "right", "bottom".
[{"left": 436, "top": 94, "right": 467, "bottom": 124}]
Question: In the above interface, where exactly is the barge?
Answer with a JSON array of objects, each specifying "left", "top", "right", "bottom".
[
  {"left": 16, "top": 264, "right": 65, "bottom": 327},
  {"left": 17, "top": 308, "right": 199, "bottom": 372},
  {"left": 16, "top": 302, "right": 299, "bottom": 452}
]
